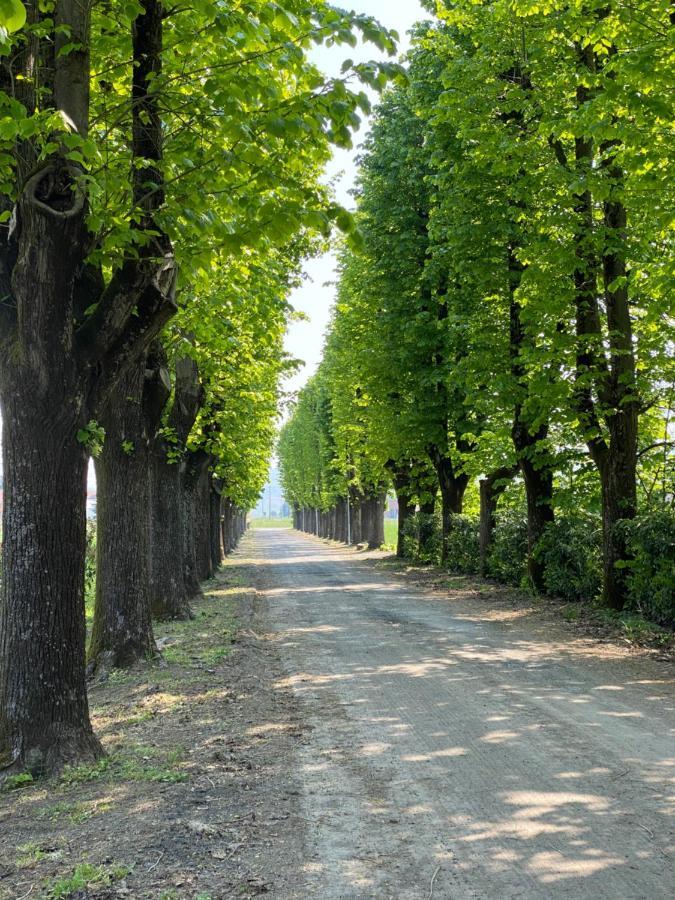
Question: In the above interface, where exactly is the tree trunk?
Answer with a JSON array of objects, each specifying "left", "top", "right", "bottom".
[
  {"left": 89, "top": 360, "right": 156, "bottom": 674},
  {"left": 209, "top": 481, "right": 222, "bottom": 571},
  {"left": 392, "top": 469, "right": 415, "bottom": 558},
  {"left": 222, "top": 499, "right": 234, "bottom": 553},
  {"left": 0, "top": 0, "right": 176, "bottom": 774},
  {"left": 149, "top": 449, "right": 192, "bottom": 620},
  {"left": 479, "top": 466, "right": 518, "bottom": 576},
  {"left": 0, "top": 394, "right": 102, "bottom": 774},
  {"left": 508, "top": 240, "right": 555, "bottom": 591},
  {"left": 571, "top": 43, "right": 639, "bottom": 610},
  {"left": 599, "top": 413, "right": 638, "bottom": 608},
  {"left": 431, "top": 454, "right": 468, "bottom": 565},
  {"left": 194, "top": 461, "right": 213, "bottom": 582},
  {"left": 362, "top": 494, "right": 386, "bottom": 549}
]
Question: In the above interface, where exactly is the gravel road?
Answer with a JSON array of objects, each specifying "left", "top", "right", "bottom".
[{"left": 245, "top": 527, "right": 674, "bottom": 899}]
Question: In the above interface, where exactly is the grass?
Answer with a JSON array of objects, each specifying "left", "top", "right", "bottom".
[
  {"left": 1, "top": 567, "right": 246, "bottom": 899},
  {"left": 250, "top": 517, "right": 292, "bottom": 528},
  {"left": 59, "top": 743, "right": 189, "bottom": 786},
  {"left": 383, "top": 518, "right": 398, "bottom": 550},
  {"left": 1, "top": 772, "right": 34, "bottom": 791},
  {"left": 47, "top": 862, "right": 131, "bottom": 898}
]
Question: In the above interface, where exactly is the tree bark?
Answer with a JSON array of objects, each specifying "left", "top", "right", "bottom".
[
  {"left": 149, "top": 450, "right": 192, "bottom": 620},
  {"left": 0, "top": 0, "right": 176, "bottom": 773},
  {"left": 0, "top": 393, "right": 102, "bottom": 774},
  {"left": 430, "top": 452, "right": 468, "bottom": 565},
  {"left": 571, "top": 41, "right": 639, "bottom": 609},
  {"left": 512, "top": 418, "right": 555, "bottom": 591},
  {"left": 479, "top": 466, "right": 518, "bottom": 576},
  {"left": 209, "top": 480, "right": 223, "bottom": 571},
  {"left": 89, "top": 359, "right": 157, "bottom": 674},
  {"left": 183, "top": 450, "right": 211, "bottom": 596},
  {"left": 361, "top": 494, "right": 385, "bottom": 549},
  {"left": 508, "top": 241, "right": 555, "bottom": 591}
]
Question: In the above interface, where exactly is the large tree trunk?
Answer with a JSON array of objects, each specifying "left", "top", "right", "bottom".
[
  {"left": 512, "top": 417, "right": 555, "bottom": 591},
  {"left": 150, "top": 450, "right": 192, "bottom": 620},
  {"left": 599, "top": 433, "right": 637, "bottom": 608},
  {"left": 362, "top": 494, "right": 386, "bottom": 549},
  {"left": 431, "top": 453, "right": 468, "bottom": 565},
  {"left": 350, "top": 492, "right": 363, "bottom": 544},
  {"left": 194, "top": 459, "right": 213, "bottom": 582},
  {"left": 210, "top": 480, "right": 223, "bottom": 571},
  {"left": 0, "top": 394, "right": 102, "bottom": 774},
  {"left": 571, "top": 43, "right": 638, "bottom": 610},
  {"left": 183, "top": 451, "right": 210, "bottom": 596},
  {"left": 479, "top": 466, "right": 518, "bottom": 576},
  {"left": 222, "top": 499, "right": 234, "bottom": 553},
  {"left": 89, "top": 360, "right": 156, "bottom": 674},
  {"left": 0, "top": 154, "right": 104, "bottom": 774},
  {"left": 0, "top": 0, "right": 176, "bottom": 774},
  {"left": 508, "top": 239, "right": 555, "bottom": 591}
]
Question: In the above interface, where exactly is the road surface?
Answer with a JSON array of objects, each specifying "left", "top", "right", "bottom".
[{"left": 243, "top": 527, "right": 674, "bottom": 899}]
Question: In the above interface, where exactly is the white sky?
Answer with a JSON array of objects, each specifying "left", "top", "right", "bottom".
[{"left": 282, "top": 0, "right": 428, "bottom": 400}]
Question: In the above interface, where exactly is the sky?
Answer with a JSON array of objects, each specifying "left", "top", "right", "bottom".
[{"left": 282, "top": 0, "right": 429, "bottom": 400}]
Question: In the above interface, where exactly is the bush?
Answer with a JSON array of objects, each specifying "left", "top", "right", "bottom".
[
  {"left": 535, "top": 514, "right": 602, "bottom": 603},
  {"left": 85, "top": 522, "right": 97, "bottom": 621},
  {"left": 401, "top": 510, "right": 442, "bottom": 563},
  {"left": 444, "top": 515, "right": 480, "bottom": 575},
  {"left": 620, "top": 508, "right": 675, "bottom": 628},
  {"left": 487, "top": 509, "right": 528, "bottom": 586}
]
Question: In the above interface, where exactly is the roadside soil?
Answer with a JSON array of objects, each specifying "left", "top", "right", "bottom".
[
  {"left": 1, "top": 527, "right": 673, "bottom": 899},
  {"left": 0, "top": 559, "right": 308, "bottom": 900}
]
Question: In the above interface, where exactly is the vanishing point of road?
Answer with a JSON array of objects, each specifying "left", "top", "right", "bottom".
[{"left": 240, "top": 527, "right": 674, "bottom": 899}]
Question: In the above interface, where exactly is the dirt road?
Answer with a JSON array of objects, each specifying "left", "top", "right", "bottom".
[{"left": 242, "top": 527, "right": 674, "bottom": 899}]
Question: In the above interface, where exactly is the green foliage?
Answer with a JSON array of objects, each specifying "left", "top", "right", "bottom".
[
  {"left": 534, "top": 516, "right": 603, "bottom": 603},
  {"left": 47, "top": 862, "right": 131, "bottom": 899},
  {"left": 402, "top": 512, "right": 442, "bottom": 565},
  {"left": 281, "top": 1, "right": 673, "bottom": 621},
  {"left": 444, "top": 516, "right": 481, "bottom": 576},
  {"left": 1, "top": 771, "right": 33, "bottom": 791},
  {"left": 619, "top": 509, "right": 675, "bottom": 627},
  {"left": 0, "top": 0, "right": 403, "bottom": 532},
  {"left": 84, "top": 522, "right": 96, "bottom": 626},
  {"left": 75, "top": 421, "right": 105, "bottom": 459},
  {"left": 487, "top": 512, "right": 529, "bottom": 588},
  {"left": 0, "top": 0, "right": 25, "bottom": 37}
]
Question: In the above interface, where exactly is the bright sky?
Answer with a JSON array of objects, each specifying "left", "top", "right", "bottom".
[{"left": 282, "top": 0, "right": 428, "bottom": 400}]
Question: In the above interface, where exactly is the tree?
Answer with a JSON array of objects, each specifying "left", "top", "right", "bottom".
[{"left": 0, "top": 0, "right": 399, "bottom": 773}]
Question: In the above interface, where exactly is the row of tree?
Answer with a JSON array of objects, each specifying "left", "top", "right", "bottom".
[
  {"left": 0, "top": 1, "right": 398, "bottom": 775},
  {"left": 279, "top": 1, "right": 673, "bottom": 621}
]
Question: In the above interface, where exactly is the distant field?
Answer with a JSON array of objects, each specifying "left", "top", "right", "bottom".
[
  {"left": 383, "top": 519, "right": 398, "bottom": 550},
  {"left": 250, "top": 517, "right": 292, "bottom": 529},
  {"left": 250, "top": 517, "right": 398, "bottom": 545}
]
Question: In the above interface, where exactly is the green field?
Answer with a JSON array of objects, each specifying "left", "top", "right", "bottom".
[
  {"left": 250, "top": 517, "right": 292, "bottom": 529},
  {"left": 383, "top": 519, "right": 398, "bottom": 550}
]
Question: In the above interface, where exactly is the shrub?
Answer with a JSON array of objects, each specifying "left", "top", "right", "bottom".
[
  {"left": 401, "top": 510, "right": 442, "bottom": 563},
  {"left": 487, "top": 509, "right": 528, "bottom": 586},
  {"left": 84, "top": 521, "right": 97, "bottom": 622},
  {"left": 619, "top": 508, "right": 675, "bottom": 628},
  {"left": 535, "top": 514, "right": 602, "bottom": 602},
  {"left": 444, "top": 515, "right": 480, "bottom": 575}
]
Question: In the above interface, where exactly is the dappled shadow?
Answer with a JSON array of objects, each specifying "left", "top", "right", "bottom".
[
  {"left": 0, "top": 571, "right": 307, "bottom": 899},
  {"left": 232, "top": 527, "right": 675, "bottom": 898}
]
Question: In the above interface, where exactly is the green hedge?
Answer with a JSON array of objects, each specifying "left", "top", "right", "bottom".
[
  {"left": 534, "top": 515, "right": 602, "bottom": 603},
  {"left": 398, "top": 504, "right": 673, "bottom": 628},
  {"left": 619, "top": 508, "right": 675, "bottom": 627}
]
